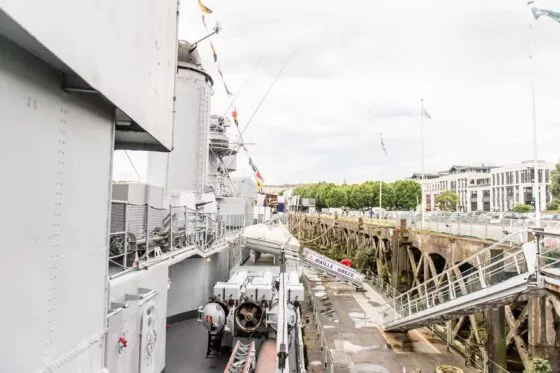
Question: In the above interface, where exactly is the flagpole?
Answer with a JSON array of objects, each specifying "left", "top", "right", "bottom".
[
  {"left": 380, "top": 133, "right": 383, "bottom": 211},
  {"left": 421, "top": 99, "right": 425, "bottom": 231},
  {"left": 529, "top": 13, "right": 541, "bottom": 228}
]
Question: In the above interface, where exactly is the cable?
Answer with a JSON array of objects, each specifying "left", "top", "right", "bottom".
[
  {"left": 297, "top": 225, "right": 335, "bottom": 244},
  {"left": 241, "top": 47, "right": 298, "bottom": 136},
  {"left": 221, "top": 54, "right": 266, "bottom": 118},
  {"left": 125, "top": 151, "right": 141, "bottom": 182}
]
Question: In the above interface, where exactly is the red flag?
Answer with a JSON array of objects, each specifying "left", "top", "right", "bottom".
[{"left": 232, "top": 107, "right": 239, "bottom": 126}]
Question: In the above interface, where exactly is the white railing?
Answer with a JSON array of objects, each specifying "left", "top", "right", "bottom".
[
  {"left": 109, "top": 201, "right": 246, "bottom": 273},
  {"left": 300, "top": 211, "right": 560, "bottom": 242},
  {"left": 305, "top": 278, "right": 334, "bottom": 373},
  {"left": 381, "top": 230, "right": 560, "bottom": 331},
  {"left": 382, "top": 231, "right": 533, "bottom": 330}
]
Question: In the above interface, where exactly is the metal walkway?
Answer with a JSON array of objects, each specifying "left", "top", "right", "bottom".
[{"left": 382, "top": 230, "right": 560, "bottom": 332}]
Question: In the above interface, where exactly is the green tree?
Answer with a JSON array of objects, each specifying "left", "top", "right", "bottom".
[
  {"left": 547, "top": 199, "right": 559, "bottom": 211},
  {"left": 551, "top": 161, "right": 560, "bottom": 199},
  {"left": 524, "top": 358, "right": 551, "bottom": 373},
  {"left": 392, "top": 180, "right": 422, "bottom": 210},
  {"left": 323, "top": 185, "right": 347, "bottom": 207},
  {"left": 512, "top": 203, "right": 532, "bottom": 213},
  {"left": 370, "top": 181, "right": 395, "bottom": 209},
  {"left": 346, "top": 184, "right": 370, "bottom": 209},
  {"left": 435, "top": 191, "right": 459, "bottom": 211}
]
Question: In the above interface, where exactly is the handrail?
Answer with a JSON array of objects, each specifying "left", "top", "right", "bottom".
[
  {"left": 109, "top": 200, "right": 248, "bottom": 272},
  {"left": 383, "top": 231, "right": 528, "bottom": 320},
  {"left": 304, "top": 277, "right": 334, "bottom": 373},
  {"left": 382, "top": 230, "right": 560, "bottom": 332}
]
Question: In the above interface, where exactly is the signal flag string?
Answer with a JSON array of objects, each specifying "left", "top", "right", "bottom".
[{"left": 197, "top": 0, "right": 264, "bottom": 192}]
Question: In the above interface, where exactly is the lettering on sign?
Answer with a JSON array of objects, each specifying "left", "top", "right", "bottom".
[{"left": 304, "top": 249, "right": 364, "bottom": 284}]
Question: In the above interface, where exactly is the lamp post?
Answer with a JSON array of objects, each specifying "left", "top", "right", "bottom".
[
  {"left": 529, "top": 8, "right": 541, "bottom": 227},
  {"left": 420, "top": 99, "right": 425, "bottom": 230}
]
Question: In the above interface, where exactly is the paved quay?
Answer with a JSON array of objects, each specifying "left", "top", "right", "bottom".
[{"left": 303, "top": 271, "right": 477, "bottom": 373}]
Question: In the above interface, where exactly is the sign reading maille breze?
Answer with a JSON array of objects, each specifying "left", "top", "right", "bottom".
[{"left": 302, "top": 248, "right": 365, "bottom": 286}]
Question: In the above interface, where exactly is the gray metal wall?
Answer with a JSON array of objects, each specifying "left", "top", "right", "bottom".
[
  {"left": 147, "top": 67, "right": 211, "bottom": 192},
  {"left": 0, "top": 0, "right": 178, "bottom": 149},
  {"left": 107, "top": 264, "right": 169, "bottom": 373},
  {"left": 167, "top": 245, "right": 244, "bottom": 319},
  {"left": 0, "top": 36, "right": 113, "bottom": 372}
]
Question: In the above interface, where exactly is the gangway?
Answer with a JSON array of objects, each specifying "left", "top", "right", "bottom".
[
  {"left": 382, "top": 230, "right": 560, "bottom": 332},
  {"left": 241, "top": 222, "right": 366, "bottom": 287},
  {"left": 300, "top": 247, "right": 365, "bottom": 288}
]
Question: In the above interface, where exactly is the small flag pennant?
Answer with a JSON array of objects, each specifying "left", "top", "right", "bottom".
[
  {"left": 532, "top": 7, "right": 560, "bottom": 23},
  {"left": 198, "top": 0, "right": 213, "bottom": 14},
  {"left": 380, "top": 133, "right": 387, "bottom": 156}
]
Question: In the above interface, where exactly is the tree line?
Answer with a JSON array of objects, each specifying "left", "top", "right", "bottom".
[{"left": 292, "top": 180, "right": 421, "bottom": 210}]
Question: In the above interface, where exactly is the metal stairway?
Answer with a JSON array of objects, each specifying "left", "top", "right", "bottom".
[{"left": 382, "top": 230, "right": 553, "bottom": 332}]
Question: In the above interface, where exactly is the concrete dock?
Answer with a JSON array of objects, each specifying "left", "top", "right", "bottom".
[{"left": 303, "top": 271, "right": 478, "bottom": 373}]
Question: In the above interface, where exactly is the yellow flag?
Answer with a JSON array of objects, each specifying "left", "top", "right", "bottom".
[{"left": 198, "top": 0, "right": 213, "bottom": 14}]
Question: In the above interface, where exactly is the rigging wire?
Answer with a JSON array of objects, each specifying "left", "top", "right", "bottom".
[
  {"left": 240, "top": 47, "right": 298, "bottom": 137},
  {"left": 124, "top": 151, "right": 142, "bottom": 182},
  {"left": 221, "top": 54, "right": 266, "bottom": 118}
]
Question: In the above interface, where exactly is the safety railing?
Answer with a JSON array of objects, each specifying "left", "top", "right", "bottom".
[
  {"left": 363, "top": 269, "right": 399, "bottom": 299},
  {"left": 297, "top": 211, "right": 560, "bottom": 242},
  {"left": 109, "top": 201, "right": 246, "bottom": 273},
  {"left": 382, "top": 231, "right": 534, "bottom": 330},
  {"left": 305, "top": 279, "right": 334, "bottom": 373},
  {"left": 294, "top": 307, "right": 307, "bottom": 373}
]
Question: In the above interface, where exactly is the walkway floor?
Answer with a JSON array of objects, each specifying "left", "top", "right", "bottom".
[
  {"left": 305, "top": 272, "right": 478, "bottom": 373},
  {"left": 165, "top": 277, "right": 477, "bottom": 373},
  {"left": 165, "top": 319, "right": 229, "bottom": 373}
]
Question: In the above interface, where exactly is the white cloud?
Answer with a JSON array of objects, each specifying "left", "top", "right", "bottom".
[{"left": 113, "top": 0, "right": 560, "bottom": 185}]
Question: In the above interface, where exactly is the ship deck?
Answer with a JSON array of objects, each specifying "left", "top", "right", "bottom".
[
  {"left": 164, "top": 265, "right": 477, "bottom": 373},
  {"left": 166, "top": 319, "right": 229, "bottom": 373}
]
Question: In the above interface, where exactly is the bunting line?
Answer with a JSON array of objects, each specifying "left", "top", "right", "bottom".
[{"left": 197, "top": 1, "right": 264, "bottom": 191}]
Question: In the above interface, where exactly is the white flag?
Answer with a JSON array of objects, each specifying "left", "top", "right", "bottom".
[{"left": 532, "top": 7, "right": 560, "bottom": 23}]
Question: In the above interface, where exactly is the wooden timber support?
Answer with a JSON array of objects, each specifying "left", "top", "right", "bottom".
[{"left": 288, "top": 213, "right": 560, "bottom": 371}]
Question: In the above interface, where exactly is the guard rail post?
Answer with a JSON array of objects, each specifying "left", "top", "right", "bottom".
[{"left": 123, "top": 202, "right": 128, "bottom": 269}]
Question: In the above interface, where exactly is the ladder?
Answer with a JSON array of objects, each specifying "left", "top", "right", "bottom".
[
  {"left": 382, "top": 230, "right": 551, "bottom": 332},
  {"left": 224, "top": 341, "right": 256, "bottom": 373}
]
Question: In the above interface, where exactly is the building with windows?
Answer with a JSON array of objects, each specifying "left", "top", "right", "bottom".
[
  {"left": 412, "top": 161, "right": 556, "bottom": 212},
  {"left": 490, "top": 160, "right": 554, "bottom": 212},
  {"left": 415, "top": 165, "right": 495, "bottom": 212}
]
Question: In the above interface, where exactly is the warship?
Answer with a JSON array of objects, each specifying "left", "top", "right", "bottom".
[{"left": 0, "top": 2, "right": 365, "bottom": 372}]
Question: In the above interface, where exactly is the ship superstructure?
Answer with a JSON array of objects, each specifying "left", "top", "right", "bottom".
[
  {"left": 104, "top": 39, "right": 257, "bottom": 373},
  {"left": 0, "top": 1, "right": 179, "bottom": 372},
  {"left": 0, "top": 2, "right": 364, "bottom": 372},
  {"left": 0, "top": 1, "right": 263, "bottom": 372}
]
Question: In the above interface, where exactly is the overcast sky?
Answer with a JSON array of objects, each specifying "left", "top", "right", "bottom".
[{"left": 114, "top": 0, "right": 560, "bottom": 185}]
